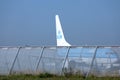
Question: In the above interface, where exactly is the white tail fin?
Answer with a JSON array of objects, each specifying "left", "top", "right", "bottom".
[{"left": 55, "top": 15, "right": 71, "bottom": 46}]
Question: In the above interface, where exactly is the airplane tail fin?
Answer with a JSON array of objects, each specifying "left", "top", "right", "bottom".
[{"left": 55, "top": 15, "right": 71, "bottom": 46}]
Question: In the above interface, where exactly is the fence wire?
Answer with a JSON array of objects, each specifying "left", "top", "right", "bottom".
[{"left": 0, "top": 46, "right": 120, "bottom": 77}]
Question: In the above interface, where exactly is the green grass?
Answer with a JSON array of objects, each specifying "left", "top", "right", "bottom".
[{"left": 0, "top": 73, "right": 120, "bottom": 80}]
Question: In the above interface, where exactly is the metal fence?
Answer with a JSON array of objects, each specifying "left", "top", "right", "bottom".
[{"left": 0, "top": 46, "right": 120, "bottom": 77}]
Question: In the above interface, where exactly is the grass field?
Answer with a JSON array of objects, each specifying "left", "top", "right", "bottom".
[{"left": 0, "top": 73, "right": 120, "bottom": 80}]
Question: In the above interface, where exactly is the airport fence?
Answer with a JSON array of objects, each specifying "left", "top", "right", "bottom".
[{"left": 0, "top": 46, "right": 120, "bottom": 77}]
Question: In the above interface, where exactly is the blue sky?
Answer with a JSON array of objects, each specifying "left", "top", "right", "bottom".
[{"left": 0, "top": 0, "right": 120, "bottom": 46}]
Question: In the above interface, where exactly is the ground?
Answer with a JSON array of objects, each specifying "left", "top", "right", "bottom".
[{"left": 0, "top": 73, "right": 120, "bottom": 80}]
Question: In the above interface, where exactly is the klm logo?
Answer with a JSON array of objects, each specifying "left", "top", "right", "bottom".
[{"left": 57, "top": 30, "right": 62, "bottom": 39}]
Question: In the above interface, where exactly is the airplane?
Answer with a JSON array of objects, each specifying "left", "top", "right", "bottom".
[
  {"left": 55, "top": 14, "right": 120, "bottom": 74},
  {"left": 55, "top": 14, "right": 118, "bottom": 59}
]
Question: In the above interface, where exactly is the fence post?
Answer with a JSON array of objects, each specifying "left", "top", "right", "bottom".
[
  {"left": 35, "top": 46, "right": 45, "bottom": 72},
  {"left": 85, "top": 46, "right": 98, "bottom": 79},
  {"left": 61, "top": 46, "right": 70, "bottom": 75},
  {"left": 9, "top": 47, "right": 21, "bottom": 75}
]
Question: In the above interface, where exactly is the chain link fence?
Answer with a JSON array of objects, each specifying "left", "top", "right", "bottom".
[{"left": 0, "top": 46, "right": 120, "bottom": 77}]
